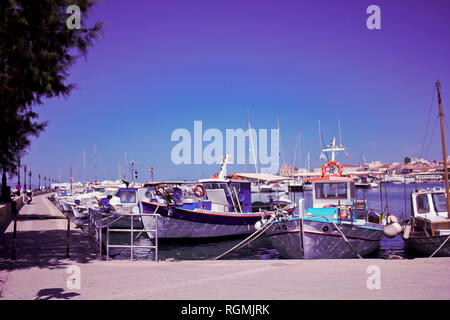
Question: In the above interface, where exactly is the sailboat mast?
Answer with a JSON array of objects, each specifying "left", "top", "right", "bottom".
[
  {"left": 83, "top": 149, "right": 86, "bottom": 185},
  {"left": 247, "top": 115, "right": 259, "bottom": 173},
  {"left": 437, "top": 80, "right": 450, "bottom": 218},
  {"left": 93, "top": 143, "right": 97, "bottom": 183}
]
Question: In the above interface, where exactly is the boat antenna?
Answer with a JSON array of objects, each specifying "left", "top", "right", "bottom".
[
  {"left": 437, "top": 80, "right": 450, "bottom": 218},
  {"left": 338, "top": 118, "right": 343, "bottom": 147}
]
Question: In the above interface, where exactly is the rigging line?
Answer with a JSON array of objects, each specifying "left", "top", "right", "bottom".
[
  {"left": 424, "top": 115, "right": 440, "bottom": 160},
  {"left": 318, "top": 120, "right": 329, "bottom": 162},
  {"left": 444, "top": 114, "right": 450, "bottom": 135},
  {"left": 420, "top": 83, "right": 437, "bottom": 159},
  {"left": 72, "top": 152, "right": 84, "bottom": 181}
]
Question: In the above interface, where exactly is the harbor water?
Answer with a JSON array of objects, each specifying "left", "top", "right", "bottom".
[{"left": 104, "top": 182, "right": 443, "bottom": 261}]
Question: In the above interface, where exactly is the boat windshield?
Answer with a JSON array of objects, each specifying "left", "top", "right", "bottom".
[
  {"left": 315, "top": 182, "right": 347, "bottom": 199},
  {"left": 416, "top": 194, "right": 430, "bottom": 213},
  {"left": 432, "top": 193, "right": 447, "bottom": 213},
  {"left": 203, "top": 183, "right": 230, "bottom": 194},
  {"left": 119, "top": 189, "right": 136, "bottom": 203}
]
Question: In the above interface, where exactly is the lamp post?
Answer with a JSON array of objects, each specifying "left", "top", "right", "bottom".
[
  {"left": 17, "top": 158, "right": 21, "bottom": 185},
  {"left": 23, "top": 165, "right": 27, "bottom": 191},
  {"left": 38, "top": 174, "right": 41, "bottom": 190},
  {"left": 28, "top": 170, "right": 32, "bottom": 191}
]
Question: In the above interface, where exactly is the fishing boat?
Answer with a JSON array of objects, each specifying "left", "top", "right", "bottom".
[
  {"left": 403, "top": 187, "right": 450, "bottom": 256},
  {"left": 402, "top": 80, "right": 450, "bottom": 257},
  {"left": 140, "top": 155, "right": 296, "bottom": 240},
  {"left": 87, "top": 185, "right": 147, "bottom": 229},
  {"left": 263, "top": 138, "right": 389, "bottom": 259}
]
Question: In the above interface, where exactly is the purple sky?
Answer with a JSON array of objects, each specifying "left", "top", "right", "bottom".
[{"left": 15, "top": 0, "right": 450, "bottom": 184}]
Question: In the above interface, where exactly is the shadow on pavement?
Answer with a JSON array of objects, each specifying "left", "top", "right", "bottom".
[
  {"left": 0, "top": 229, "right": 98, "bottom": 271},
  {"left": 35, "top": 288, "right": 81, "bottom": 300}
]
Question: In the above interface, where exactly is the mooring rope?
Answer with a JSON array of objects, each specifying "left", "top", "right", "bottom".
[
  {"left": 318, "top": 215, "right": 363, "bottom": 259},
  {"left": 429, "top": 233, "right": 450, "bottom": 258},
  {"left": 211, "top": 213, "right": 278, "bottom": 261}
]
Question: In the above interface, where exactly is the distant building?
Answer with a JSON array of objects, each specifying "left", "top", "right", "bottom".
[
  {"left": 341, "top": 164, "right": 360, "bottom": 174},
  {"left": 279, "top": 164, "right": 298, "bottom": 176}
]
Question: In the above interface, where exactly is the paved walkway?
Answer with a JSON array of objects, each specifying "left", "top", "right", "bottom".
[{"left": 1, "top": 195, "right": 450, "bottom": 300}]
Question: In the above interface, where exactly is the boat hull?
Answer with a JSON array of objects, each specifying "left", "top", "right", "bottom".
[
  {"left": 266, "top": 218, "right": 384, "bottom": 259},
  {"left": 140, "top": 201, "right": 268, "bottom": 239},
  {"left": 405, "top": 235, "right": 450, "bottom": 257}
]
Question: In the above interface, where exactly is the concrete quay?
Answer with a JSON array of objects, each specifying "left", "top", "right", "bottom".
[{"left": 1, "top": 194, "right": 450, "bottom": 300}]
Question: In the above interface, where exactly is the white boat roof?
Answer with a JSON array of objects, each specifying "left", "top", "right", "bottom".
[
  {"left": 234, "top": 173, "right": 292, "bottom": 182},
  {"left": 413, "top": 187, "right": 446, "bottom": 194}
]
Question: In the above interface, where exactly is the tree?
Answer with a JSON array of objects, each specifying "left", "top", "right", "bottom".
[
  {"left": 404, "top": 157, "right": 411, "bottom": 164},
  {"left": 0, "top": 0, "right": 103, "bottom": 200}
]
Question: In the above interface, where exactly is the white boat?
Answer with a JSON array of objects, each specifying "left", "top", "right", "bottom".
[
  {"left": 403, "top": 187, "right": 450, "bottom": 256},
  {"left": 259, "top": 184, "right": 274, "bottom": 193}
]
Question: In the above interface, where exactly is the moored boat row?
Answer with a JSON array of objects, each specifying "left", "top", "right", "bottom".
[{"left": 47, "top": 81, "right": 450, "bottom": 261}]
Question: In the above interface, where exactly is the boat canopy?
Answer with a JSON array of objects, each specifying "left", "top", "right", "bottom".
[
  {"left": 234, "top": 173, "right": 292, "bottom": 182},
  {"left": 308, "top": 175, "right": 354, "bottom": 183}
]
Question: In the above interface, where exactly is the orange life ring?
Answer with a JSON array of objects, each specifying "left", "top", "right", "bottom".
[
  {"left": 194, "top": 184, "right": 205, "bottom": 197},
  {"left": 321, "top": 161, "right": 343, "bottom": 176}
]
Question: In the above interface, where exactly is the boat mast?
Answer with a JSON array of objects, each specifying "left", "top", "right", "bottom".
[
  {"left": 93, "top": 143, "right": 97, "bottom": 183},
  {"left": 247, "top": 115, "right": 259, "bottom": 173},
  {"left": 437, "top": 80, "right": 450, "bottom": 218},
  {"left": 83, "top": 149, "right": 86, "bottom": 185}
]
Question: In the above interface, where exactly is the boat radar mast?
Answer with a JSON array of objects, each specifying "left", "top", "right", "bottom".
[
  {"left": 322, "top": 137, "right": 345, "bottom": 162},
  {"left": 218, "top": 154, "right": 232, "bottom": 180}
]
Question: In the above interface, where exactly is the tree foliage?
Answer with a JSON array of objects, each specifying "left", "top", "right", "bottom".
[{"left": 0, "top": 0, "right": 103, "bottom": 177}]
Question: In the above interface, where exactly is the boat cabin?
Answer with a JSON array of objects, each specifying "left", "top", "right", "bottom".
[
  {"left": 308, "top": 176, "right": 356, "bottom": 208},
  {"left": 198, "top": 179, "right": 252, "bottom": 213},
  {"left": 411, "top": 187, "right": 448, "bottom": 220},
  {"left": 106, "top": 187, "right": 141, "bottom": 214}
]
